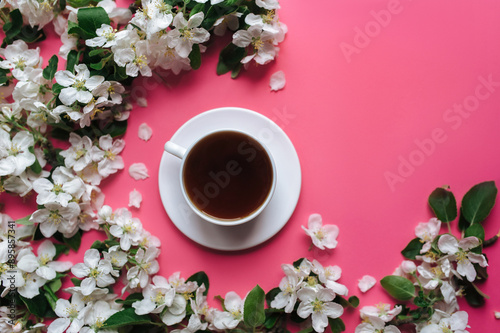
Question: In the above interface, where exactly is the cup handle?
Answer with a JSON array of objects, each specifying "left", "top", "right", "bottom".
[{"left": 164, "top": 141, "right": 187, "bottom": 159}]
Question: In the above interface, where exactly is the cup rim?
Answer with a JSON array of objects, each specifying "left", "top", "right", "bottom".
[{"left": 178, "top": 128, "right": 277, "bottom": 226}]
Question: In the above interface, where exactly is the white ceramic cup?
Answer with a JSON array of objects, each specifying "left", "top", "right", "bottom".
[{"left": 164, "top": 129, "right": 277, "bottom": 226}]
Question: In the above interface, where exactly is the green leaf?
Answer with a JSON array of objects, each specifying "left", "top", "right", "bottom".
[
  {"left": 380, "top": 276, "right": 415, "bottom": 301},
  {"left": 461, "top": 281, "right": 485, "bottom": 307},
  {"left": 216, "top": 43, "right": 246, "bottom": 76},
  {"left": 89, "top": 48, "right": 108, "bottom": 57},
  {"left": 243, "top": 285, "right": 266, "bottom": 328},
  {"left": 64, "top": 231, "right": 82, "bottom": 251},
  {"left": 263, "top": 313, "right": 279, "bottom": 329},
  {"left": 71, "top": 278, "right": 82, "bottom": 286},
  {"left": 458, "top": 208, "right": 470, "bottom": 231},
  {"left": 2, "top": 9, "right": 23, "bottom": 46},
  {"left": 348, "top": 296, "right": 360, "bottom": 308},
  {"left": 465, "top": 224, "right": 485, "bottom": 242},
  {"left": 329, "top": 317, "right": 345, "bottom": 333},
  {"left": 186, "top": 271, "right": 209, "bottom": 295},
  {"left": 77, "top": 7, "right": 110, "bottom": 39},
  {"left": 67, "top": 0, "right": 91, "bottom": 7},
  {"left": 188, "top": 44, "right": 202, "bottom": 70},
  {"left": 102, "top": 307, "right": 152, "bottom": 329},
  {"left": 16, "top": 215, "right": 33, "bottom": 226},
  {"left": 265, "top": 287, "right": 281, "bottom": 308},
  {"left": 28, "top": 146, "right": 42, "bottom": 174},
  {"left": 401, "top": 238, "right": 424, "bottom": 259},
  {"left": 462, "top": 181, "right": 497, "bottom": 224},
  {"left": 43, "top": 284, "right": 59, "bottom": 310},
  {"left": 66, "top": 50, "right": 79, "bottom": 72},
  {"left": 115, "top": 293, "right": 144, "bottom": 306},
  {"left": 20, "top": 294, "right": 49, "bottom": 318},
  {"left": 54, "top": 243, "right": 69, "bottom": 260},
  {"left": 428, "top": 187, "right": 457, "bottom": 223},
  {"left": 101, "top": 120, "right": 128, "bottom": 137},
  {"left": 19, "top": 25, "right": 46, "bottom": 44},
  {"left": 49, "top": 279, "right": 62, "bottom": 293}
]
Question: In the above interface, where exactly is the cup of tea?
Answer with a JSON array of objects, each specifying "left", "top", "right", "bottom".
[{"left": 164, "top": 129, "right": 277, "bottom": 226}]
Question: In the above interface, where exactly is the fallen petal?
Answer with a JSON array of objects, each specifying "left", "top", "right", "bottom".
[
  {"left": 136, "top": 97, "right": 148, "bottom": 107},
  {"left": 138, "top": 123, "right": 153, "bottom": 141},
  {"left": 358, "top": 275, "right": 376, "bottom": 293},
  {"left": 129, "top": 189, "right": 143, "bottom": 208},
  {"left": 270, "top": 70, "right": 286, "bottom": 91},
  {"left": 129, "top": 163, "right": 149, "bottom": 180},
  {"left": 495, "top": 311, "right": 500, "bottom": 319}
]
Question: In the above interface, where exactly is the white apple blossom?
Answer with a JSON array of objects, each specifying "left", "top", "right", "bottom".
[
  {"left": 417, "top": 259, "right": 452, "bottom": 290},
  {"left": 355, "top": 316, "right": 401, "bottom": 333},
  {"left": 22, "top": 100, "right": 62, "bottom": 132},
  {"left": 132, "top": 275, "right": 176, "bottom": 315},
  {"left": 64, "top": 286, "right": 113, "bottom": 304},
  {"left": 80, "top": 300, "right": 119, "bottom": 333},
  {"left": 233, "top": 24, "right": 279, "bottom": 65},
  {"left": 92, "top": 80, "right": 125, "bottom": 104},
  {"left": 311, "top": 259, "right": 349, "bottom": 296},
  {"left": 71, "top": 249, "right": 115, "bottom": 295},
  {"left": 96, "top": 205, "right": 115, "bottom": 225},
  {"left": 213, "top": 291, "right": 245, "bottom": 330},
  {"left": 102, "top": 246, "right": 127, "bottom": 276},
  {"left": 126, "top": 246, "right": 160, "bottom": 289},
  {"left": 193, "top": 0, "right": 224, "bottom": 4},
  {"left": 0, "top": 129, "right": 36, "bottom": 177},
  {"left": 32, "top": 166, "right": 85, "bottom": 207},
  {"left": 358, "top": 275, "right": 376, "bottom": 293},
  {"left": 86, "top": 24, "right": 119, "bottom": 48},
  {"left": 420, "top": 311, "right": 470, "bottom": 333},
  {"left": 16, "top": 0, "right": 56, "bottom": 29},
  {"left": 30, "top": 201, "right": 80, "bottom": 238},
  {"left": 129, "top": 162, "right": 149, "bottom": 180},
  {"left": 438, "top": 234, "right": 488, "bottom": 282},
  {"left": 98, "top": 0, "right": 132, "bottom": 25},
  {"left": 109, "top": 209, "right": 143, "bottom": 251},
  {"left": 168, "top": 12, "right": 210, "bottom": 58},
  {"left": 256, "top": 0, "right": 280, "bottom": 10},
  {"left": 60, "top": 133, "right": 103, "bottom": 172},
  {"left": 48, "top": 294, "right": 88, "bottom": 333},
  {"left": 281, "top": 259, "right": 312, "bottom": 279},
  {"left": 150, "top": 34, "right": 191, "bottom": 74},
  {"left": 95, "top": 135, "right": 125, "bottom": 178},
  {"left": 16, "top": 269, "right": 46, "bottom": 299},
  {"left": 131, "top": 0, "right": 174, "bottom": 38},
  {"left": 393, "top": 260, "right": 417, "bottom": 277},
  {"left": 213, "top": 13, "right": 241, "bottom": 36},
  {"left": 17, "top": 240, "right": 72, "bottom": 280},
  {"left": 0, "top": 40, "right": 41, "bottom": 81},
  {"left": 54, "top": 64, "right": 105, "bottom": 105},
  {"left": 59, "top": 31, "right": 78, "bottom": 60},
  {"left": 302, "top": 214, "right": 339, "bottom": 250},
  {"left": 416, "top": 218, "right": 442, "bottom": 253},
  {"left": 270, "top": 273, "right": 300, "bottom": 313},
  {"left": 296, "top": 287, "right": 344, "bottom": 333},
  {"left": 245, "top": 12, "right": 280, "bottom": 33},
  {"left": 360, "top": 304, "right": 402, "bottom": 323},
  {"left": 161, "top": 293, "right": 187, "bottom": 326}
]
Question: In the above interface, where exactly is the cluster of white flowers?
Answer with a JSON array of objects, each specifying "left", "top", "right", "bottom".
[
  {"left": 356, "top": 218, "right": 487, "bottom": 332},
  {"left": 232, "top": 8, "right": 287, "bottom": 66},
  {"left": 271, "top": 258, "right": 347, "bottom": 333}
]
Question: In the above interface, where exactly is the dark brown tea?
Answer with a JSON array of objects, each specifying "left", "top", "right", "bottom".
[{"left": 183, "top": 131, "right": 274, "bottom": 221}]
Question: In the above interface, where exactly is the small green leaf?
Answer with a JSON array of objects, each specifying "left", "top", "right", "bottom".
[
  {"left": 89, "top": 48, "right": 108, "bottom": 57},
  {"left": 458, "top": 208, "right": 470, "bottom": 231},
  {"left": 428, "top": 187, "right": 457, "bottom": 223},
  {"left": 101, "top": 120, "right": 128, "bottom": 137},
  {"left": 71, "top": 278, "right": 82, "bottom": 286},
  {"left": 102, "top": 307, "right": 152, "bottom": 329},
  {"left": 43, "top": 55, "right": 59, "bottom": 81},
  {"left": 187, "top": 271, "right": 209, "bottom": 295},
  {"left": 465, "top": 224, "right": 485, "bottom": 242},
  {"left": 380, "top": 276, "right": 415, "bottom": 301},
  {"left": 265, "top": 287, "right": 281, "bottom": 308},
  {"left": 63, "top": 231, "right": 82, "bottom": 251},
  {"left": 16, "top": 215, "right": 33, "bottom": 226},
  {"left": 348, "top": 296, "right": 360, "bottom": 308},
  {"left": 77, "top": 7, "right": 110, "bottom": 39},
  {"left": 49, "top": 279, "right": 62, "bottom": 293},
  {"left": 20, "top": 294, "right": 49, "bottom": 318},
  {"left": 401, "top": 238, "right": 424, "bottom": 259},
  {"left": 66, "top": 50, "right": 79, "bottom": 72},
  {"left": 216, "top": 43, "right": 246, "bottom": 76},
  {"left": 115, "top": 293, "right": 144, "bottom": 306},
  {"left": 188, "top": 44, "right": 202, "bottom": 70},
  {"left": 462, "top": 181, "right": 497, "bottom": 224},
  {"left": 54, "top": 243, "right": 69, "bottom": 260},
  {"left": 329, "top": 317, "right": 345, "bottom": 333},
  {"left": 243, "top": 285, "right": 266, "bottom": 328}
]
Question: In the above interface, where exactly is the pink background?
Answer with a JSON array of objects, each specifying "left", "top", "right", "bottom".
[{"left": 4, "top": 0, "right": 500, "bottom": 331}]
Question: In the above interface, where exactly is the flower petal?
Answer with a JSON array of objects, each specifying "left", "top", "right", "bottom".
[
  {"left": 358, "top": 275, "right": 376, "bottom": 293},
  {"left": 270, "top": 70, "right": 286, "bottom": 91},
  {"left": 129, "top": 163, "right": 149, "bottom": 180},
  {"left": 128, "top": 189, "right": 143, "bottom": 208},
  {"left": 138, "top": 123, "right": 153, "bottom": 141}
]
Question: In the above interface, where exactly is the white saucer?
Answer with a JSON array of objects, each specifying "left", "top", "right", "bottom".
[{"left": 158, "top": 107, "right": 301, "bottom": 251}]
